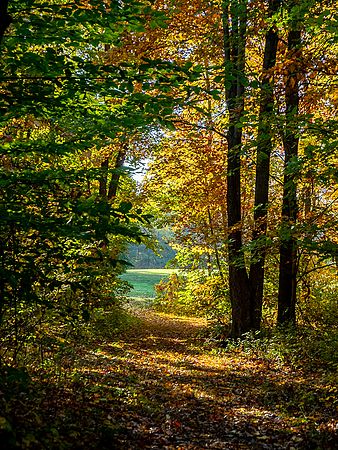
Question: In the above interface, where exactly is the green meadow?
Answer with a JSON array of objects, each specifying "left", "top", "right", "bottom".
[{"left": 121, "top": 269, "right": 176, "bottom": 299}]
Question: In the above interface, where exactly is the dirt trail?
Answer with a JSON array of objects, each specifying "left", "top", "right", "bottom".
[{"left": 75, "top": 308, "right": 336, "bottom": 449}]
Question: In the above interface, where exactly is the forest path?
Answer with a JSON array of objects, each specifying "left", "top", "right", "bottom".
[{"left": 73, "top": 307, "right": 335, "bottom": 449}]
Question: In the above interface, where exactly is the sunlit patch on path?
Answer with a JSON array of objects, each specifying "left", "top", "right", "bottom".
[{"left": 72, "top": 307, "right": 337, "bottom": 449}]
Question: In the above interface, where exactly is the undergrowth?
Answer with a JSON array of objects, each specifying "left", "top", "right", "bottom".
[{"left": 207, "top": 324, "right": 338, "bottom": 374}]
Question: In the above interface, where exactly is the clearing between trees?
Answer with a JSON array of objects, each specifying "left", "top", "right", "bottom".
[{"left": 1, "top": 304, "right": 337, "bottom": 449}]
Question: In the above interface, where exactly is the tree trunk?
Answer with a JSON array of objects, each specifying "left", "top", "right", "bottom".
[
  {"left": 108, "top": 146, "right": 127, "bottom": 200},
  {"left": 99, "top": 158, "right": 109, "bottom": 197},
  {"left": 249, "top": 0, "right": 281, "bottom": 330},
  {"left": 277, "top": 26, "right": 301, "bottom": 326},
  {"left": 223, "top": 0, "right": 252, "bottom": 337},
  {"left": 0, "top": 0, "right": 11, "bottom": 46},
  {"left": 98, "top": 145, "right": 127, "bottom": 249},
  {"left": 98, "top": 144, "right": 128, "bottom": 201}
]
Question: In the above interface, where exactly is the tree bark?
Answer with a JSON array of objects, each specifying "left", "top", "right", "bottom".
[
  {"left": 0, "top": 0, "right": 11, "bottom": 46},
  {"left": 99, "top": 144, "right": 127, "bottom": 200},
  {"left": 277, "top": 26, "right": 301, "bottom": 326},
  {"left": 249, "top": 0, "right": 281, "bottom": 330},
  {"left": 223, "top": 0, "right": 252, "bottom": 337},
  {"left": 99, "top": 158, "right": 109, "bottom": 197},
  {"left": 108, "top": 146, "right": 127, "bottom": 200},
  {"left": 98, "top": 145, "right": 127, "bottom": 249}
]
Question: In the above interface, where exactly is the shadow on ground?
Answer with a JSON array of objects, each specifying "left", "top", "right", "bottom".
[{"left": 1, "top": 309, "right": 337, "bottom": 449}]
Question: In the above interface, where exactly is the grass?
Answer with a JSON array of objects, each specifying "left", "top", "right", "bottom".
[{"left": 121, "top": 269, "right": 176, "bottom": 299}]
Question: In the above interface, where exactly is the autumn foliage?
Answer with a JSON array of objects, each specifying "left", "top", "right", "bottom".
[{"left": 0, "top": 0, "right": 337, "bottom": 448}]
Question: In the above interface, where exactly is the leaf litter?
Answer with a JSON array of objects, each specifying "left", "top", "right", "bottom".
[{"left": 0, "top": 307, "right": 337, "bottom": 449}]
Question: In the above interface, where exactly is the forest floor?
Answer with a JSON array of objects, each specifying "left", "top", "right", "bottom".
[{"left": 1, "top": 304, "right": 337, "bottom": 449}]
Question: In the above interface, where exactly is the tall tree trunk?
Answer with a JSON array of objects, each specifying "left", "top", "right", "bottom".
[
  {"left": 249, "top": 0, "right": 281, "bottom": 330},
  {"left": 99, "top": 158, "right": 109, "bottom": 197},
  {"left": 98, "top": 144, "right": 127, "bottom": 249},
  {"left": 277, "top": 25, "right": 301, "bottom": 326},
  {"left": 223, "top": 0, "right": 252, "bottom": 337},
  {"left": 99, "top": 144, "right": 127, "bottom": 201},
  {"left": 0, "top": 0, "right": 11, "bottom": 46},
  {"left": 108, "top": 145, "right": 127, "bottom": 200}
]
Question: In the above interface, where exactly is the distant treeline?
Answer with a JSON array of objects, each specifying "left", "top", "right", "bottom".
[{"left": 126, "top": 231, "right": 176, "bottom": 269}]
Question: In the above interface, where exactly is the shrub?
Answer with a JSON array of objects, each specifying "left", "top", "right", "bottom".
[{"left": 154, "top": 270, "right": 230, "bottom": 320}]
